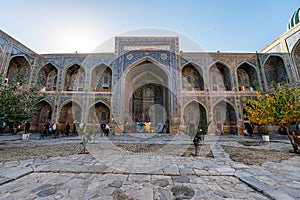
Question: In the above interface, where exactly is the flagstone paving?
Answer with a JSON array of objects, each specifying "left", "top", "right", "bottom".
[{"left": 0, "top": 133, "right": 299, "bottom": 199}]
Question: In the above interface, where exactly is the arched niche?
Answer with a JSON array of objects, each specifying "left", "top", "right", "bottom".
[
  {"left": 183, "top": 101, "right": 207, "bottom": 127},
  {"left": 32, "top": 100, "right": 53, "bottom": 131},
  {"left": 6, "top": 56, "right": 31, "bottom": 84},
  {"left": 87, "top": 102, "right": 110, "bottom": 123},
  {"left": 64, "top": 64, "right": 85, "bottom": 91},
  {"left": 91, "top": 64, "right": 112, "bottom": 92},
  {"left": 209, "top": 62, "right": 232, "bottom": 91},
  {"left": 237, "top": 63, "right": 258, "bottom": 91},
  {"left": 264, "top": 56, "right": 288, "bottom": 89},
  {"left": 38, "top": 63, "right": 58, "bottom": 91},
  {"left": 181, "top": 63, "right": 204, "bottom": 91},
  {"left": 58, "top": 101, "right": 82, "bottom": 124},
  {"left": 213, "top": 100, "right": 237, "bottom": 134}
]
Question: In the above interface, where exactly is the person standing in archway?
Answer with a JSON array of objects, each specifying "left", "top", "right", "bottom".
[
  {"left": 24, "top": 121, "right": 30, "bottom": 134},
  {"left": 66, "top": 123, "right": 70, "bottom": 136}
]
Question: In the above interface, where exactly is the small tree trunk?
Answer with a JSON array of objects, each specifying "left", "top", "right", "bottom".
[
  {"left": 195, "top": 144, "right": 199, "bottom": 156},
  {"left": 284, "top": 126, "right": 298, "bottom": 152}
]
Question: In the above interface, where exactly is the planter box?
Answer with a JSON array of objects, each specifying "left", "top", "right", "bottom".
[{"left": 262, "top": 135, "right": 270, "bottom": 142}]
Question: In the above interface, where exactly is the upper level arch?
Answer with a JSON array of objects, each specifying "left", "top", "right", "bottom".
[
  {"left": 181, "top": 62, "right": 204, "bottom": 91},
  {"left": 90, "top": 63, "right": 112, "bottom": 92},
  {"left": 209, "top": 61, "right": 233, "bottom": 91},
  {"left": 6, "top": 55, "right": 31, "bottom": 84},
  {"left": 64, "top": 63, "right": 85, "bottom": 91},
  {"left": 38, "top": 62, "right": 58, "bottom": 91},
  {"left": 236, "top": 62, "right": 258, "bottom": 91},
  {"left": 263, "top": 55, "right": 288, "bottom": 89}
]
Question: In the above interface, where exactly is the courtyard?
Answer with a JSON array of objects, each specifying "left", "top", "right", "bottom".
[{"left": 0, "top": 133, "right": 299, "bottom": 199}]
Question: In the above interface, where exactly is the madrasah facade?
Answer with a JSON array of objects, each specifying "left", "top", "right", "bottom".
[{"left": 0, "top": 8, "right": 300, "bottom": 135}]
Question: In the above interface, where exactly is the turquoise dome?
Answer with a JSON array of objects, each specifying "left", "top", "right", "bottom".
[{"left": 287, "top": 8, "right": 300, "bottom": 30}]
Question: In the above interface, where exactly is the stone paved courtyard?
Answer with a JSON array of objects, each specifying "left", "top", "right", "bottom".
[{"left": 0, "top": 133, "right": 299, "bottom": 199}]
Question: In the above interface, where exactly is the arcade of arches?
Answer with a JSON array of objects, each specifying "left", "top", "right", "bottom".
[{"left": 2, "top": 31, "right": 300, "bottom": 135}]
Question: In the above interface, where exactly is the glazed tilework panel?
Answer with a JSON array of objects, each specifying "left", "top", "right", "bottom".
[
  {"left": 292, "top": 42, "right": 300, "bottom": 77},
  {"left": 115, "top": 37, "right": 179, "bottom": 56},
  {"left": 11, "top": 46, "right": 35, "bottom": 66},
  {"left": 0, "top": 38, "right": 6, "bottom": 52},
  {"left": 120, "top": 50, "right": 172, "bottom": 72},
  {"left": 286, "top": 30, "right": 300, "bottom": 51}
]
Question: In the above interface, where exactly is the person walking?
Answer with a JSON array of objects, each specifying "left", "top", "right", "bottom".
[
  {"left": 104, "top": 123, "right": 110, "bottom": 136},
  {"left": 52, "top": 122, "right": 57, "bottom": 137},
  {"left": 66, "top": 123, "right": 70, "bottom": 136},
  {"left": 44, "top": 121, "right": 50, "bottom": 136},
  {"left": 1, "top": 121, "right": 6, "bottom": 134},
  {"left": 25, "top": 121, "right": 30, "bottom": 134}
]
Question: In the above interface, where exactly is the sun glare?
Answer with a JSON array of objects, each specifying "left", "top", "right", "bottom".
[{"left": 57, "top": 26, "right": 107, "bottom": 53}]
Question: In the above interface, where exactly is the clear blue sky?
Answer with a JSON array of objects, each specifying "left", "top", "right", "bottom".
[{"left": 0, "top": 0, "right": 299, "bottom": 53}]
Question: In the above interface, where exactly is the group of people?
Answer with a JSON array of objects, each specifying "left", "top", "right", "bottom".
[
  {"left": 41, "top": 121, "right": 57, "bottom": 137},
  {"left": 100, "top": 123, "right": 110, "bottom": 136}
]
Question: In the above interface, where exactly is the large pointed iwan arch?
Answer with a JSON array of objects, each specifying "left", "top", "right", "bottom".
[{"left": 121, "top": 57, "right": 172, "bottom": 125}]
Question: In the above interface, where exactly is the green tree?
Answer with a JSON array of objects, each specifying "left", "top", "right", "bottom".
[
  {"left": 243, "top": 83, "right": 300, "bottom": 152},
  {"left": 0, "top": 78, "right": 44, "bottom": 129}
]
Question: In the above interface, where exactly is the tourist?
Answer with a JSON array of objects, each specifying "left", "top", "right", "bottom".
[
  {"left": 24, "top": 121, "right": 30, "bottom": 134},
  {"left": 104, "top": 123, "right": 110, "bottom": 136},
  {"left": 1, "top": 121, "right": 6, "bottom": 134},
  {"left": 44, "top": 121, "right": 50, "bottom": 136},
  {"left": 52, "top": 122, "right": 57, "bottom": 136},
  {"left": 13, "top": 123, "right": 19, "bottom": 135},
  {"left": 66, "top": 123, "right": 70, "bottom": 136},
  {"left": 73, "top": 123, "right": 78, "bottom": 135},
  {"left": 100, "top": 123, "right": 105, "bottom": 137}
]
